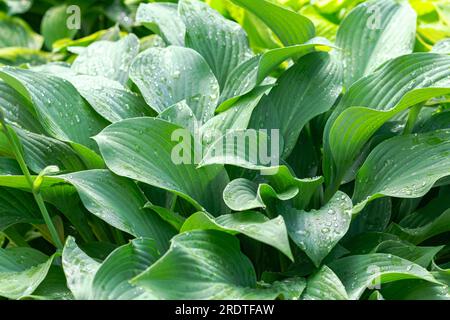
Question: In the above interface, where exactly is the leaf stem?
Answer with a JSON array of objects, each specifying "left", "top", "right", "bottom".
[
  {"left": 403, "top": 104, "right": 423, "bottom": 135},
  {"left": 0, "top": 118, "right": 63, "bottom": 250}
]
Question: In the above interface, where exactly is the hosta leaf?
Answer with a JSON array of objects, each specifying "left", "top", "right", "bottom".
[
  {"left": 41, "top": 4, "right": 77, "bottom": 49},
  {"left": 231, "top": 0, "right": 315, "bottom": 46},
  {"left": 25, "top": 266, "right": 73, "bottom": 300},
  {"left": 0, "top": 67, "right": 108, "bottom": 150},
  {"left": 0, "top": 247, "right": 54, "bottom": 299},
  {"left": 180, "top": 211, "right": 293, "bottom": 260},
  {"left": 347, "top": 198, "right": 391, "bottom": 238},
  {"left": 353, "top": 130, "right": 450, "bottom": 212},
  {"left": 90, "top": 238, "right": 161, "bottom": 300},
  {"left": 219, "top": 41, "right": 331, "bottom": 108},
  {"left": 179, "top": 0, "right": 252, "bottom": 89},
  {"left": 415, "top": 111, "right": 450, "bottom": 133},
  {"left": 0, "top": 12, "right": 43, "bottom": 49},
  {"left": 388, "top": 208, "right": 450, "bottom": 245},
  {"left": 67, "top": 75, "right": 154, "bottom": 123},
  {"left": 330, "top": 253, "right": 439, "bottom": 300},
  {"left": 0, "top": 187, "right": 42, "bottom": 230},
  {"left": 432, "top": 39, "right": 450, "bottom": 54},
  {"left": 250, "top": 51, "right": 342, "bottom": 158},
  {"left": 281, "top": 191, "right": 353, "bottom": 267},
  {"left": 222, "top": 178, "right": 298, "bottom": 211},
  {"left": 71, "top": 34, "right": 139, "bottom": 85},
  {"left": 62, "top": 170, "right": 176, "bottom": 252},
  {"left": 136, "top": 3, "right": 185, "bottom": 46},
  {"left": 132, "top": 230, "right": 303, "bottom": 299},
  {"left": 201, "top": 85, "right": 271, "bottom": 141},
  {"left": 2, "top": 0, "right": 33, "bottom": 15},
  {"left": 374, "top": 240, "right": 444, "bottom": 268},
  {"left": 324, "top": 53, "right": 450, "bottom": 191},
  {"left": 380, "top": 279, "right": 450, "bottom": 300},
  {"left": 62, "top": 237, "right": 101, "bottom": 300},
  {"left": 0, "top": 81, "right": 43, "bottom": 134},
  {"left": 157, "top": 100, "right": 198, "bottom": 135},
  {"left": 15, "top": 127, "right": 86, "bottom": 173},
  {"left": 336, "top": 0, "right": 416, "bottom": 87},
  {"left": 94, "top": 117, "right": 229, "bottom": 215},
  {"left": 301, "top": 266, "right": 349, "bottom": 300},
  {"left": 129, "top": 46, "right": 219, "bottom": 123}
]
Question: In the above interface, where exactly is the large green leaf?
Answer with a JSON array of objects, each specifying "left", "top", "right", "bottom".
[
  {"left": 0, "top": 12, "right": 43, "bottom": 49},
  {"left": 301, "top": 265, "right": 349, "bottom": 300},
  {"left": 62, "top": 170, "right": 176, "bottom": 252},
  {"left": 71, "top": 34, "right": 139, "bottom": 85},
  {"left": 130, "top": 46, "right": 219, "bottom": 123},
  {"left": 336, "top": 0, "right": 416, "bottom": 88},
  {"left": 181, "top": 211, "right": 293, "bottom": 260},
  {"left": 250, "top": 52, "right": 342, "bottom": 158},
  {"left": 388, "top": 208, "right": 450, "bottom": 245},
  {"left": 132, "top": 230, "right": 304, "bottom": 299},
  {"left": 352, "top": 130, "right": 450, "bottom": 212},
  {"left": 231, "top": 0, "right": 315, "bottom": 46},
  {"left": 0, "top": 186, "right": 42, "bottom": 230},
  {"left": 62, "top": 237, "right": 101, "bottom": 300},
  {"left": 94, "top": 117, "right": 229, "bottom": 215},
  {"left": 0, "top": 67, "right": 108, "bottom": 150},
  {"left": 330, "top": 253, "right": 440, "bottom": 299},
  {"left": 280, "top": 191, "right": 353, "bottom": 267},
  {"left": 67, "top": 75, "right": 154, "bottom": 123},
  {"left": 218, "top": 41, "right": 331, "bottom": 109},
  {"left": 324, "top": 53, "right": 450, "bottom": 193},
  {"left": 0, "top": 81, "right": 43, "bottom": 134},
  {"left": 0, "top": 247, "right": 54, "bottom": 299},
  {"left": 41, "top": 4, "right": 77, "bottom": 49},
  {"left": 179, "top": 0, "right": 252, "bottom": 89},
  {"left": 136, "top": 3, "right": 185, "bottom": 46},
  {"left": 91, "top": 238, "right": 161, "bottom": 300}
]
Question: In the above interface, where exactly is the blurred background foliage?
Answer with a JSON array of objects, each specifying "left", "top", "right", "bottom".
[{"left": 0, "top": 0, "right": 448, "bottom": 65}]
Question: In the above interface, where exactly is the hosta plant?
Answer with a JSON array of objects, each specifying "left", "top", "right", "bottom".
[{"left": 0, "top": 0, "right": 449, "bottom": 300}]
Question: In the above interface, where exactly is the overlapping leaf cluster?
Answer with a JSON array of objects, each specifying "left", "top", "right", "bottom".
[{"left": 0, "top": 0, "right": 449, "bottom": 300}]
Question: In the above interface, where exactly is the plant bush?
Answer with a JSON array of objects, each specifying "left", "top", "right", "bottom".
[{"left": 0, "top": 0, "right": 449, "bottom": 300}]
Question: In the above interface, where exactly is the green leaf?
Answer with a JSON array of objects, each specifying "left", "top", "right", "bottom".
[
  {"left": 222, "top": 178, "right": 298, "bottom": 211},
  {"left": 25, "top": 266, "right": 73, "bottom": 300},
  {"left": 136, "top": 3, "right": 185, "bottom": 46},
  {"left": 132, "top": 230, "right": 304, "bottom": 299},
  {"left": 0, "top": 247, "right": 54, "bottom": 299},
  {"left": 157, "top": 100, "right": 199, "bottom": 135},
  {"left": 324, "top": 53, "right": 450, "bottom": 192},
  {"left": 0, "top": 186, "right": 42, "bottom": 230},
  {"left": 71, "top": 34, "right": 139, "bottom": 85},
  {"left": 301, "top": 265, "right": 349, "bottom": 300},
  {"left": 347, "top": 198, "right": 391, "bottom": 238},
  {"left": 94, "top": 117, "right": 229, "bottom": 215},
  {"left": 249, "top": 51, "right": 342, "bottom": 158},
  {"left": 336, "top": 0, "right": 417, "bottom": 87},
  {"left": 180, "top": 211, "right": 293, "bottom": 260},
  {"left": 129, "top": 46, "right": 219, "bottom": 123},
  {"left": 179, "top": 0, "right": 252, "bottom": 89},
  {"left": 62, "top": 236, "right": 101, "bottom": 300},
  {"left": 353, "top": 130, "right": 450, "bottom": 212},
  {"left": 280, "top": 191, "right": 353, "bottom": 267},
  {"left": 374, "top": 240, "right": 444, "bottom": 268},
  {"left": 432, "top": 39, "right": 450, "bottom": 54},
  {"left": 90, "top": 238, "right": 161, "bottom": 300},
  {"left": 388, "top": 208, "right": 450, "bottom": 245},
  {"left": 0, "top": 67, "right": 108, "bottom": 151},
  {"left": 0, "top": 81, "right": 43, "bottom": 134},
  {"left": 218, "top": 41, "right": 331, "bottom": 109},
  {"left": 330, "top": 253, "right": 440, "bottom": 300},
  {"left": 67, "top": 75, "right": 154, "bottom": 123},
  {"left": 0, "top": 12, "right": 43, "bottom": 49},
  {"left": 231, "top": 0, "right": 315, "bottom": 46},
  {"left": 41, "top": 4, "right": 77, "bottom": 49},
  {"left": 62, "top": 170, "right": 176, "bottom": 252}
]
